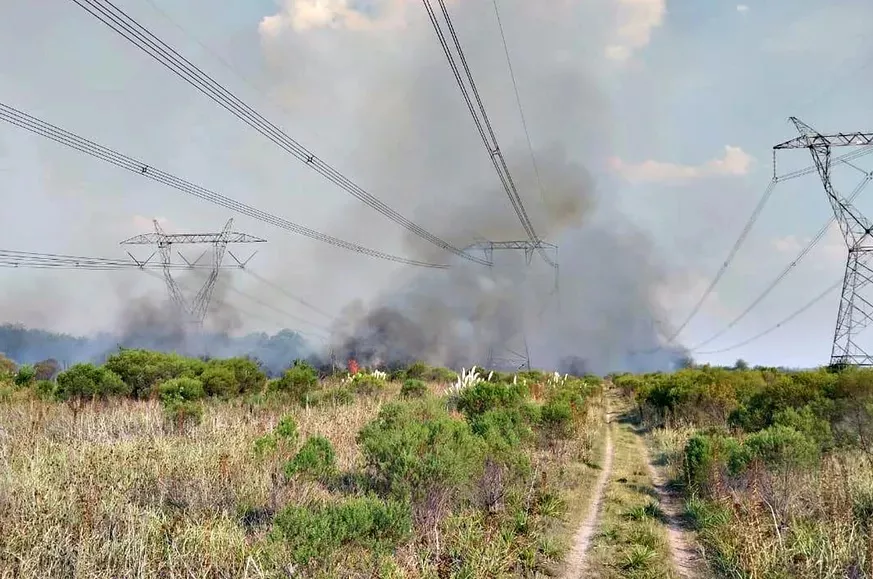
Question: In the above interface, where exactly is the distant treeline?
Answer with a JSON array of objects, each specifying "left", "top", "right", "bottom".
[{"left": 0, "top": 324, "right": 313, "bottom": 376}]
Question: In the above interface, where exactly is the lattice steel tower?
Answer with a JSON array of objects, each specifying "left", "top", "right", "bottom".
[
  {"left": 775, "top": 118, "right": 873, "bottom": 366},
  {"left": 121, "top": 219, "right": 265, "bottom": 325},
  {"left": 465, "top": 240, "right": 559, "bottom": 370}
]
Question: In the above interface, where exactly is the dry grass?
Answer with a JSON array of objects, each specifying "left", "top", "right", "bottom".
[
  {"left": 0, "top": 378, "right": 607, "bottom": 578},
  {"left": 649, "top": 423, "right": 873, "bottom": 578},
  {"left": 0, "top": 392, "right": 386, "bottom": 578},
  {"left": 686, "top": 453, "right": 873, "bottom": 578}
]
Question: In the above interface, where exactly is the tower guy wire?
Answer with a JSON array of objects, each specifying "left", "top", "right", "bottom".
[
  {"left": 121, "top": 218, "right": 265, "bottom": 325},
  {"left": 774, "top": 117, "right": 873, "bottom": 367},
  {"left": 67, "top": 0, "right": 489, "bottom": 267},
  {"left": 421, "top": 0, "right": 555, "bottom": 268},
  {"left": 0, "top": 102, "right": 451, "bottom": 269}
]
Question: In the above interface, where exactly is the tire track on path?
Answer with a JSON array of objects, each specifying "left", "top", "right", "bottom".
[
  {"left": 560, "top": 404, "right": 615, "bottom": 579},
  {"left": 641, "top": 438, "right": 707, "bottom": 578}
]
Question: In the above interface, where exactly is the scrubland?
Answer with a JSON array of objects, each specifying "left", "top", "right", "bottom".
[
  {"left": 616, "top": 364, "right": 873, "bottom": 578},
  {"left": 0, "top": 352, "right": 605, "bottom": 578}
]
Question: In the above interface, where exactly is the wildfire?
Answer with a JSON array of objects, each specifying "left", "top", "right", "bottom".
[{"left": 347, "top": 359, "right": 360, "bottom": 375}]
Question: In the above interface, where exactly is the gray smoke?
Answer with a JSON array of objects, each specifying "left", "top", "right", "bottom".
[
  {"left": 251, "top": 0, "right": 689, "bottom": 375},
  {"left": 329, "top": 144, "right": 688, "bottom": 374}
]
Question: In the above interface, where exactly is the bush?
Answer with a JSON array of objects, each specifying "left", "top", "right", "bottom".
[
  {"left": 199, "top": 364, "right": 237, "bottom": 398},
  {"left": 285, "top": 436, "right": 337, "bottom": 481},
  {"left": 272, "top": 360, "right": 318, "bottom": 399},
  {"left": 401, "top": 379, "right": 428, "bottom": 399},
  {"left": 357, "top": 401, "right": 486, "bottom": 500},
  {"left": 156, "top": 377, "right": 205, "bottom": 403},
  {"left": 254, "top": 415, "right": 299, "bottom": 458},
  {"left": 0, "top": 354, "right": 15, "bottom": 377},
  {"left": 156, "top": 377, "right": 205, "bottom": 432},
  {"left": 14, "top": 364, "right": 35, "bottom": 388},
  {"left": 270, "top": 496, "right": 411, "bottom": 567},
  {"left": 218, "top": 357, "right": 266, "bottom": 394},
  {"left": 470, "top": 406, "right": 538, "bottom": 457},
  {"left": 55, "top": 363, "right": 129, "bottom": 402},
  {"left": 683, "top": 433, "right": 745, "bottom": 489},
  {"left": 742, "top": 425, "right": 820, "bottom": 470},
  {"left": 34, "top": 379, "right": 56, "bottom": 400},
  {"left": 348, "top": 373, "right": 386, "bottom": 396},
  {"left": 457, "top": 380, "right": 528, "bottom": 419},
  {"left": 104, "top": 349, "right": 204, "bottom": 399},
  {"left": 321, "top": 387, "right": 355, "bottom": 407}
]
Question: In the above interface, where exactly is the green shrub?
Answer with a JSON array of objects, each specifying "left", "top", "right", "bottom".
[
  {"left": 156, "top": 377, "right": 205, "bottom": 403},
  {"left": 199, "top": 364, "right": 237, "bottom": 398},
  {"left": 0, "top": 354, "right": 15, "bottom": 378},
  {"left": 323, "top": 387, "right": 354, "bottom": 406},
  {"left": 270, "top": 496, "right": 411, "bottom": 566},
  {"left": 772, "top": 405, "right": 833, "bottom": 449},
  {"left": 683, "top": 433, "right": 745, "bottom": 489},
  {"left": 275, "top": 415, "right": 299, "bottom": 444},
  {"left": 104, "top": 349, "right": 204, "bottom": 399},
  {"left": 357, "top": 400, "right": 486, "bottom": 499},
  {"left": 470, "top": 407, "right": 536, "bottom": 451},
  {"left": 742, "top": 425, "right": 819, "bottom": 470},
  {"left": 272, "top": 360, "right": 318, "bottom": 399},
  {"left": 404, "top": 361, "right": 429, "bottom": 380},
  {"left": 457, "top": 380, "right": 528, "bottom": 419},
  {"left": 540, "top": 399, "right": 574, "bottom": 439},
  {"left": 55, "top": 363, "right": 129, "bottom": 402},
  {"left": 218, "top": 357, "right": 266, "bottom": 394},
  {"left": 33, "top": 379, "right": 56, "bottom": 400},
  {"left": 285, "top": 436, "right": 336, "bottom": 481},
  {"left": 14, "top": 364, "right": 35, "bottom": 388},
  {"left": 401, "top": 378, "right": 427, "bottom": 398},
  {"left": 348, "top": 373, "right": 386, "bottom": 396}
]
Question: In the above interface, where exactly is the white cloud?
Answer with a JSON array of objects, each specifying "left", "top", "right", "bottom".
[
  {"left": 608, "top": 145, "right": 754, "bottom": 183},
  {"left": 259, "top": 0, "right": 409, "bottom": 36},
  {"left": 736, "top": 4, "right": 749, "bottom": 14},
  {"left": 605, "top": 0, "right": 666, "bottom": 61},
  {"left": 771, "top": 222, "right": 846, "bottom": 268}
]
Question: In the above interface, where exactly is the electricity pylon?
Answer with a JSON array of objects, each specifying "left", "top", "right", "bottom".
[
  {"left": 121, "top": 218, "right": 265, "bottom": 325},
  {"left": 465, "top": 240, "right": 559, "bottom": 370},
  {"left": 774, "top": 118, "right": 873, "bottom": 366}
]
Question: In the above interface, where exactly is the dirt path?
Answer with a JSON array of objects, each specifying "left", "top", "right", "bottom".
[
  {"left": 559, "top": 409, "right": 615, "bottom": 579},
  {"left": 641, "top": 441, "right": 706, "bottom": 578}
]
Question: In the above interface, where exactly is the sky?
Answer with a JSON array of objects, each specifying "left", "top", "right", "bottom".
[{"left": 1, "top": 0, "right": 873, "bottom": 369}]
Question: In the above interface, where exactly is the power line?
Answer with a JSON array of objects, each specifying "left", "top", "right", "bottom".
[
  {"left": 633, "top": 148, "right": 873, "bottom": 356},
  {"left": 0, "top": 102, "right": 449, "bottom": 269},
  {"left": 694, "top": 278, "right": 842, "bottom": 355},
  {"left": 666, "top": 176, "right": 779, "bottom": 342},
  {"left": 139, "top": 269, "right": 330, "bottom": 340},
  {"left": 653, "top": 147, "right": 873, "bottom": 349},
  {"left": 67, "top": 0, "right": 488, "bottom": 266},
  {"left": 245, "top": 270, "right": 336, "bottom": 322},
  {"left": 421, "top": 0, "right": 555, "bottom": 267},
  {"left": 691, "top": 170, "right": 873, "bottom": 351},
  {"left": 490, "top": 0, "right": 546, "bottom": 206}
]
